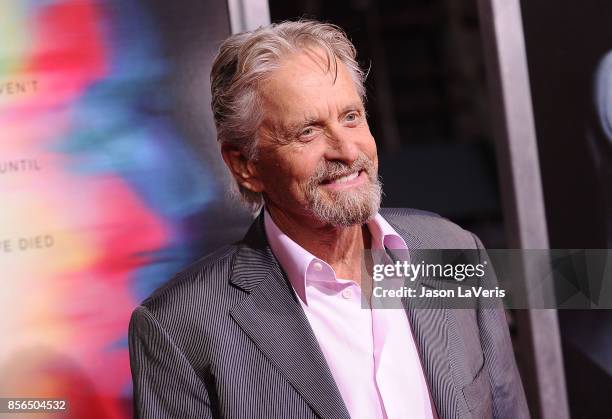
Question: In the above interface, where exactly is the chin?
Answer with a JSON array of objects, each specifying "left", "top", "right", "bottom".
[{"left": 309, "top": 195, "right": 380, "bottom": 227}]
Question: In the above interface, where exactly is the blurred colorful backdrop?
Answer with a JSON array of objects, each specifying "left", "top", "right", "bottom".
[{"left": 0, "top": 0, "right": 249, "bottom": 417}]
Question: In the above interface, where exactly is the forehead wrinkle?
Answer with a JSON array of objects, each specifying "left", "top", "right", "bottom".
[
  {"left": 261, "top": 50, "right": 355, "bottom": 108},
  {"left": 258, "top": 50, "right": 363, "bottom": 140},
  {"left": 280, "top": 47, "right": 340, "bottom": 93},
  {"left": 298, "top": 45, "right": 337, "bottom": 78}
]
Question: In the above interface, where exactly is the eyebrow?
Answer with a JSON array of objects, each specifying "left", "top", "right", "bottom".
[{"left": 287, "top": 117, "right": 321, "bottom": 133}]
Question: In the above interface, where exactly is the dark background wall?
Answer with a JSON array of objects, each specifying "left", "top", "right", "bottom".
[
  {"left": 521, "top": 1, "right": 612, "bottom": 417},
  {"left": 521, "top": 0, "right": 609, "bottom": 250}
]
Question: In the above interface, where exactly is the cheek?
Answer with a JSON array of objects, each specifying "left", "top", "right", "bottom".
[
  {"left": 282, "top": 145, "right": 326, "bottom": 181},
  {"left": 284, "top": 159, "right": 319, "bottom": 190},
  {"left": 355, "top": 122, "right": 377, "bottom": 149},
  {"left": 360, "top": 131, "right": 378, "bottom": 162},
  {"left": 367, "top": 136, "right": 377, "bottom": 156},
  {"left": 259, "top": 150, "right": 318, "bottom": 193}
]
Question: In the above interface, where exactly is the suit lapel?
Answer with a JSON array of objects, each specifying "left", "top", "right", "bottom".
[
  {"left": 383, "top": 215, "right": 462, "bottom": 419},
  {"left": 229, "top": 215, "right": 351, "bottom": 419}
]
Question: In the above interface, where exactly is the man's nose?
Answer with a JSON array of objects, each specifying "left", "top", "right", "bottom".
[{"left": 324, "top": 127, "right": 359, "bottom": 164}]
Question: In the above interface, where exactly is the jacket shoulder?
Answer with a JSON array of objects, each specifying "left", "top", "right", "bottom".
[
  {"left": 379, "top": 207, "right": 479, "bottom": 249},
  {"left": 140, "top": 244, "right": 239, "bottom": 319}
]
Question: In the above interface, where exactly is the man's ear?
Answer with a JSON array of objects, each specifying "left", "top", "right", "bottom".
[{"left": 220, "top": 144, "right": 264, "bottom": 193}]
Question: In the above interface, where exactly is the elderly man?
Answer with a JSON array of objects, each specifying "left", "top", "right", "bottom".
[{"left": 129, "top": 20, "right": 529, "bottom": 419}]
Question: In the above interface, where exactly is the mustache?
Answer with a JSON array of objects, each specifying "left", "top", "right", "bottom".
[{"left": 309, "top": 154, "right": 375, "bottom": 185}]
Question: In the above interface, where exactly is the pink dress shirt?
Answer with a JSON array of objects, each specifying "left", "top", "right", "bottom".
[{"left": 264, "top": 210, "right": 435, "bottom": 419}]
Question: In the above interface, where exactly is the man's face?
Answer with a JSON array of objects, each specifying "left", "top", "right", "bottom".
[{"left": 253, "top": 48, "right": 381, "bottom": 227}]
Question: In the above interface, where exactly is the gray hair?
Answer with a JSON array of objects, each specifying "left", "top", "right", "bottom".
[{"left": 210, "top": 20, "right": 367, "bottom": 209}]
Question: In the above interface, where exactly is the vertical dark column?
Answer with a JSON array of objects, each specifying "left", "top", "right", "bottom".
[{"left": 477, "top": 0, "right": 569, "bottom": 418}]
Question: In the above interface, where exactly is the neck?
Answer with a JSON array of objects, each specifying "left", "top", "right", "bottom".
[{"left": 266, "top": 204, "right": 371, "bottom": 283}]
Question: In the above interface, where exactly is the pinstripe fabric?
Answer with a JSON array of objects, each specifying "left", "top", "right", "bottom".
[{"left": 129, "top": 208, "right": 530, "bottom": 419}]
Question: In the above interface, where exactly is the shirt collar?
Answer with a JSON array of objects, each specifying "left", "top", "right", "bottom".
[
  {"left": 263, "top": 209, "right": 408, "bottom": 305},
  {"left": 368, "top": 213, "right": 408, "bottom": 251}
]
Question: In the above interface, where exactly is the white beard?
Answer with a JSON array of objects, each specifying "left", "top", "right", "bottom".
[{"left": 302, "top": 155, "right": 382, "bottom": 227}]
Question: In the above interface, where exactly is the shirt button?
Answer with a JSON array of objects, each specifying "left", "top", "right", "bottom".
[
  {"left": 313, "top": 262, "right": 323, "bottom": 271},
  {"left": 341, "top": 288, "right": 353, "bottom": 299}
]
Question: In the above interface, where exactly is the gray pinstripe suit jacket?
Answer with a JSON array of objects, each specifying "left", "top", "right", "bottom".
[{"left": 129, "top": 208, "right": 530, "bottom": 419}]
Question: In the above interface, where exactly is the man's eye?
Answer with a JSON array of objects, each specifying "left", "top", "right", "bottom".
[
  {"left": 345, "top": 112, "right": 359, "bottom": 122},
  {"left": 300, "top": 127, "right": 315, "bottom": 137}
]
